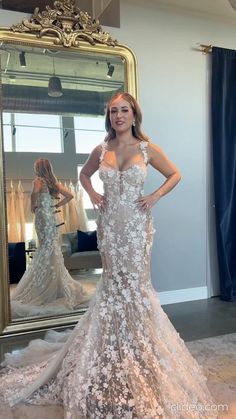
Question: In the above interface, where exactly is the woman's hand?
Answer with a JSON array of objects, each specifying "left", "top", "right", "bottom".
[
  {"left": 135, "top": 192, "right": 161, "bottom": 212},
  {"left": 51, "top": 205, "right": 61, "bottom": 214},
  {"left": 89, "top": 190, "right": 106, "bottom": 211}
]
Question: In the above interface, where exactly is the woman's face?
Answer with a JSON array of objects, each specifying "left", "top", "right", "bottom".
[{"left": 109, "top": 97, "right": 134, "bottom": 134}]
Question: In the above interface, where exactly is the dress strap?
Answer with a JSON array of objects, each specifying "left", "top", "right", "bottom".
[
  {"left": 99, "top": 141, "right": 107, "bottom": 163},
  {"left": 36, "top": 176, "right": 46, "bottom": 185},
  {"left": 139, "top": 141, "right": 149, "bottom": 164}
]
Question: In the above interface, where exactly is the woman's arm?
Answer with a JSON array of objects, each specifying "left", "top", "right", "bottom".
[
  {"left": 136, "top": 142, "right": 181, "bottom": 211},
  {"left": 31, "top": 178, "right": 42, "bottom": 213},
  {"left": 53, "top": 183, "right": 74, "bottom": 209},
  {"left": 79, "top": 145, "right": 106, "bottom": 210},
  {"left": 149, "top": 142, "right": 181, "bottom": 198}
]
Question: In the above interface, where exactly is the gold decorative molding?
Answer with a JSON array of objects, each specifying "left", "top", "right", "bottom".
[{"left": 10, "top": 0, "right": 117, "bottom": 48}]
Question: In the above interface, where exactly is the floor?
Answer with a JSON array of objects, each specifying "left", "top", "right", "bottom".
[
  {"left": 1, "top": 296, "right": 236, "bottom": 418},
  {"left": 163, "top": 296, "right": 236, "bottom": 342},
  {"left": 9, "top": 266, "right": 236, "bottom": 343},
  {"left": 1, "top": 296, "right": 236, "bottom": 362}
]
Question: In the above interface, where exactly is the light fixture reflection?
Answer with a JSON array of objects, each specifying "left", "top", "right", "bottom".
[
  {"left": 48, "top": 76, "right": 63, "bottom": 97},
  {"left": 19, "top": 51, "right": 26, "bottom": 67},
  {"left": 107, "top": 62, "right": 115, "bottom": 78},
  {"left": 48, "top": 58, "right": 63, "bottom": 97}
]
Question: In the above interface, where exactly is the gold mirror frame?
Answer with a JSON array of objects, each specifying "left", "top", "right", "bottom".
[{"left": 0, "top": 0, "right": 137, "bottom": 337}]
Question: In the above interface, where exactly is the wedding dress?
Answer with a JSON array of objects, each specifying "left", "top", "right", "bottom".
[
  {"left": 0, "top": 142, "right": 218, "bottom": 418},
  {"left": 11, "top": 179, "right": 90, "bottom": 318}
]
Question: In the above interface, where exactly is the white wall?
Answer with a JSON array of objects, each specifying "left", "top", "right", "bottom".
[
  {"left": 0, "top": 10, "right": 29, "bottom": 26},
  {"left": 105, "top": 0, "right": 236, "bottom": 301},
  {"left": 1, "top": 3, "right": 236, "bottom": 302}
]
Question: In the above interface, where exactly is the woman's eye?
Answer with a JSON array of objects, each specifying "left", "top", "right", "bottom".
[{"left": 110, "top": 109, "right": 129, "bottom": 113}]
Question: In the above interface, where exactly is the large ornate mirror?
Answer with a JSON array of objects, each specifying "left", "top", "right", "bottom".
[{"left": 0, "top": 0, "right": 137, "bottom": 336}]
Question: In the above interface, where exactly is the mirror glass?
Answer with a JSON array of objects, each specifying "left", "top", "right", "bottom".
[{"left": 0, "top": 43, "right": 125, "bottom": 321}]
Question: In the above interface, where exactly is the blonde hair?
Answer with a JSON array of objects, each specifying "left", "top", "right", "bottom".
[
  {"left": 34, "top": 159, "right": 59, "bottom": 197},
  {"left": 105, "top": 92, "right": 149, "bottom": 143}
]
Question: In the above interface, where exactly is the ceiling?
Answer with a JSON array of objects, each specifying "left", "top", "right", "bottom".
[
  {"left": 0, "top": 0, "right": 55, "bottom": 13},
  {"left": 0, "top": 0, "right": 100, "bottom": 13},
  {"left": 0, "top": 0, "right": 235, "bottom": 16},
  {"left": 0, "top": 45, "right": 124, "bottom": 92},
  {"left": 0, "top": 0, "right": 120, "bottom": 28},
  {"left": 0, "top": 0, "right": 235, "bottom": 23},
  {"left": 0, "top": 44, "right": 125, "bottom": 115}
]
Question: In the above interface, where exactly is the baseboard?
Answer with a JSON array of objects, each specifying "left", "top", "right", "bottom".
[{"left": 158, "top": 286, "right": 208, "bottom": 305}]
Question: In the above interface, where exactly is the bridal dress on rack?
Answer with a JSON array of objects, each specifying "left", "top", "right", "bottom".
[
  {"left": 60, "top": 181, "right": 89, "bottom": 233},
  {"left": 0, "top": 143, "right": 218, "bottom": 418},
  {"left": 7, "top": 180, "right": 19, "bottom": 242},
  {"left": 10, "top": 179, "right": 91, "bottom": 318}
]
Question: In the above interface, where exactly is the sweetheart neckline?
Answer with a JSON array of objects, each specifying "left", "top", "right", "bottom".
[
  {"left": 100, "top": 141, "right": 148, "bottom": 173},
  {"left": 99, "top": 162, "right": 147, "bottom": 174}
]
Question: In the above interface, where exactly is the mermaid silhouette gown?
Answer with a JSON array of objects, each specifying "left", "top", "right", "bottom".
[
  {"left": 0, "top": 142, "right": 217, "bottom": 418},
  {"left": 11, "top": 180, "right": 90, "bottom": 318}
]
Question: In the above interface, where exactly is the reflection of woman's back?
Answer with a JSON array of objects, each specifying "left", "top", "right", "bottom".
[
  {"left": 34, "top": 179, "right": 58, "bottom": 246},
  {"left": 11, "top": 161, "right": 90, "bottom": 318}
]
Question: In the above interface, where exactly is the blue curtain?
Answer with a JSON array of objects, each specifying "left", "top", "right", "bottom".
[{"left": 211, "top": 47, "right": 236, "bottom": 301}]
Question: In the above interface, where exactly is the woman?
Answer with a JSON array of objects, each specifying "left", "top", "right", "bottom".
[
  {"left": 0, "top": 95, "right": 218, "bottom": 418},
  {"left": 11, "top": 159, "right": 90, "bottom": 318}
]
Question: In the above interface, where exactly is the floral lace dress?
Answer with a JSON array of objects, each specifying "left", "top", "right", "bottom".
[
  {"left": 11, "top": 179, "right": 89, "bottom": 318},
  {"left": 0, "top": 142, "right": 218, "bottom": 418}
]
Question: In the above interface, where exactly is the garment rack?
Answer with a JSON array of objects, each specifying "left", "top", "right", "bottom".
[{"left": 5, "top": 177, "right": 79, "bottom": 181}]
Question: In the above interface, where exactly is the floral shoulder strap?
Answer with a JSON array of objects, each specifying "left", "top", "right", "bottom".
[
  {"left": 99, "top": 141, "right": 107, "bottom": 163},
  {"left": 139, "top": 141, "right": 149, "bottom": 164}
]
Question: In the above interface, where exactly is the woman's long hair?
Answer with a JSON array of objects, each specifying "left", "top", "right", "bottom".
[
  {"left": 34, "top": 159, "right": 59, "bottom": 197},
  {"left": 105, "top": 92, "right": 150, "bottom": 142}
]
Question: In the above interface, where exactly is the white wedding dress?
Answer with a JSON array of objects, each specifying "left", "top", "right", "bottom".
[
  {"left": 11, "top": 179, "right": 90, "bottom": 318},
  {"left": 0, "top": 142, "right": 218, "bottom": 418}
]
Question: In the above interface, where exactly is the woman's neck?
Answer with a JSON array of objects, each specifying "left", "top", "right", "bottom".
[{"left": 115, "top": 131, "right": 136, "bottom": 146}]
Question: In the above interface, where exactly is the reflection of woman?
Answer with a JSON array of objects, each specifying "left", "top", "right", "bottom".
[
  {"left": 0, "top": 95, "right": 217, "bottom": 418},
  {"left": 11, "top": 159, "right": 90, "bottom": 318}
]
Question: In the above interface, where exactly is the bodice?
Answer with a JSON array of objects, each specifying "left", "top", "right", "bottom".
[
  {"left": 35, "top": 191, "right": 58, "bottom": 245},
  {"left": 98, "top": 141, "right": 149, "bottom": 209},
  {"left": 35, "top": 177, "right": 56, "bottom": 216}
]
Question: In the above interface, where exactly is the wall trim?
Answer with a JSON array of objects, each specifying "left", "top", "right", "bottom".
[{"left": 159, "top": 286, "right": 209, "bottom": 305}]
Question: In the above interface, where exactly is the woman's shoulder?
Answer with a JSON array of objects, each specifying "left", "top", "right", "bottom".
[
  {"left": 144, "top": 141, "right": 161, "bottom": 153},
  {"left": 151, "top": 140, "right": 164, "bottom": 149},
  {"left": 90, "top": 142, "right": 107, "bottom": 161},
  {"left": 32, "top": 177, "right": 44, "bottom": 192},
  {"left": 33, "top": 177, "right": 44, "bottom": 185},
  {"left": 90, "top": 142, "right": 106, "bottom": 154},
  {"left": 140, "top": 140, "right": 163, "bottom": 163},
  {"left": 145, "top": 142, "right": 168, "bottom": 165}
]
